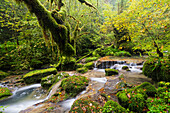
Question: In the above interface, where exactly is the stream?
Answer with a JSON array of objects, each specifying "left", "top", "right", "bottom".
[
  {"left": 0, "top": 84, "right": 47, "bottom": 113},
  {"left": 0, "top": 58, "right": 144, "bottom": 113}
]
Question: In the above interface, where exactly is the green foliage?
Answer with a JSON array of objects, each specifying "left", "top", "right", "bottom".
[
  {"left": 84, "top": 62, "right": 94, "bottom": 69},
  {"left": 143, "top": 57, "right": 170, "bottom": 82},
  {"left": 23, "top": 68, "right": 57, "bottom": 84},
  {"left": 102, "top": 100, "right": 127, "bottom": 113},
  {"left": 76, "top": 67, "right": 88, "bottom": 74},
  {"left": 0, "top": 87, "right": 12, "bottom": 100},
  {"left": 70, "top": 98, "right": 101, "bottom": 113},
  {"left": 158, "top": 81, "right": 170, "bottom": 88},
  {"left": 105, "top": 69, "right": 118, "bottom": 76},
  {"left": 0, "top": 70, "right": 9, "bottom": 80},
  {"left": 157, "top": 86, "right": 170, "bottom": 103},
  {"left": 48, "top": 75, "right": 89, "bottom": 103},
  {"left": 114, "top": 51, "right": 131, "bottom": 57},
  {"left": 85, "top": 57, "right": 98, "bottom": 63},
  {"left": 135, "top": 82, "right": 157, "bottom": 97},
  {"left": 146, "top": 98, "right": 170, "bottom": 113}
]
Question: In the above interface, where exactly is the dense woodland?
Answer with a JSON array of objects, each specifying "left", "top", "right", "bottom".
[{"left": 0, "top": 0, "right": 169, "bottom": 113}]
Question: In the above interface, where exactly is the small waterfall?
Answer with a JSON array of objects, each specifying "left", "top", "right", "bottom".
[{"left": 94, "top": 60, "right": 143, "bottom": 73}]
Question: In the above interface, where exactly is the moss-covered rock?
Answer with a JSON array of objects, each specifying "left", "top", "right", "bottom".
[
  {"left": 122, "top": 66, "right": 129, "bottom": 70},
  {"left": 70, "top": 98, "right": 102, "bottom": 113},
  {"left": 102, "top": 100, "right": 127, "bottom": 113},
  {"left": 117, "top": 88, "right": 146, "bottom": 112},
  {"left": 105, "top": 69, "right": 118, "bottom": 76},
  {"left": 117, "top": 92, "right": 129, "bottom": 108},
  {"left": 135, "top": 82, "right": 157, "bottom": 97},
  {"left": 0, "top": 70, "right": 9, "bottom": 80},
  {"left": 76, "top": 63, "right": 83, "bottom": 69},
  {"left": 23, "top": 68, "right": 57, "bottom": 84},
  {"left": 114, "top": 51, "right": 131, "bottom": 57},
  {"left": 84, "top": 62, "right": 94, "bottom": 69},
  {"left": 76, "top": 67, "right": 88, "bottom": 74},
  {"left": 48, "top": 75, "right": 89, "bottom": 103},
  {"left": 85, "top": 57, "right": 98, "bottom": 63},
  {"left": 143, "top": 57, "right": 170, "bottom": 82},
  {"left": 0, "top": 87, "right": 12, "bottom": 100}
]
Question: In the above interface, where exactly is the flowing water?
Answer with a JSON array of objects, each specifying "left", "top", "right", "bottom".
[
  {"left": 0, "top": 58, "right": 145, "bottom": 113},
  {"left": 0, "top": 84, "right": 47, "bottom": 113}
]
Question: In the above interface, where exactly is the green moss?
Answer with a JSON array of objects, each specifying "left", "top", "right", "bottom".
[
  {"left": 135, "top": 82, "right": 157, "bottom": 97},
  {"left": 70, "top": 98, "right": 102, "bottom": 113},
  {"left": 41, "top": 74, "right": 58, "bottom": 89},
  {"left": 76, "top": 67, "right": 88, "bottom": 74},
  {"left": 84, "top": 62, "right": 94, "bottom": 69},
  {"left": 0, "top": 87, "right": 12, "bottom": 100},
  {"left": 143, "top": 57, "right": 170, "bottom": 82},
  {"left": 23, "top": 68, "right": 57, "bottom": 84},
  {"left": 117, "top": 88, "right": 146, "bottom": 112},
  {"left": 117, "top": 92, "right": 129, "bottom": 108},
  {"left": 85, "top": 57, "right": 98, "bottom": 63},
  {"left": 122, "top": 66, "right": 129, "bottom": 70},
  {"left": 0, "top": 70, "right": 9, "bottom": 80},
  {"left": 30, "top": 58, "right": 43, "bottom": 69},
  {"left": 59, "top": 57, "right": 76, "bottom": 71},
  {"left": 114, "top": 51, "right": 131, "bottom": 57},
  {"left": 102, "top": 100, "right": 127, "bottom": 113},
  {"left": 76, "top": 63, "right": 84, "bottom": 68},
  {"left": 105, "top": 69, "right": 118, "bottom": 76},
  {"left": 48, "top": 75, "right": 89, "bottom": 103}
]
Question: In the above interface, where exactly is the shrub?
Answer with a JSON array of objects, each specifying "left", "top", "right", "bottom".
[
  {"left": 102, "top": 100, "right": 127, "bottom": 113},
  {"left": 85, "top": 57, "right": 98, "bottom": 63},
  {"left": 157, "top": 87, "right": 170, "bottom": 103},
  {"left": 105, "top": 69, "right": 118, "bottom": 76},
  {"left": 158, "top": 81, "right": 170, "bottom": 88},
  {"left": 30, "top": 58, "right": 43, "bottom": 69},
  {"left": 48, "top": 75, "right": 89, "bottom": 103},
  {"left": 0, "top": 87, "right": 12, "bottom": 100},
  {"left": 135, "top": 82, "right": 157, "bottom": 97},
  {"left": 0, "top": 70, "right": 9, "bottom": 80},
  {"left": 70, "top": 98, "right": 101, "bottom": 113},
  {"left": 23, "top": 68, "right": 57, "bottom": 84},
  {"left": 114, "top": 51, "right": 131, "bottom": 57},
  {"left": 84, "top": 62, "right": 94, "bottom": 69},
  {"left": 143, "top": 57, "right": 170, "bottom": 82},
  {"left": 76, "top": 67, "right": 88, "bottom": 74},
  {"left": 146, "top": 98, "right": 170, "bottom": 112}
]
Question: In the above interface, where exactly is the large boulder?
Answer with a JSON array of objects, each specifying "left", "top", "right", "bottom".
[
  {"left": 105, "top": 69, "right": 118, "bottom": 76},
  {"left": 135, "top": 82, "right": 157, "bottom": 97},
  {"left": 23, "top": 68, "right": 57, "bottom": 84}
]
